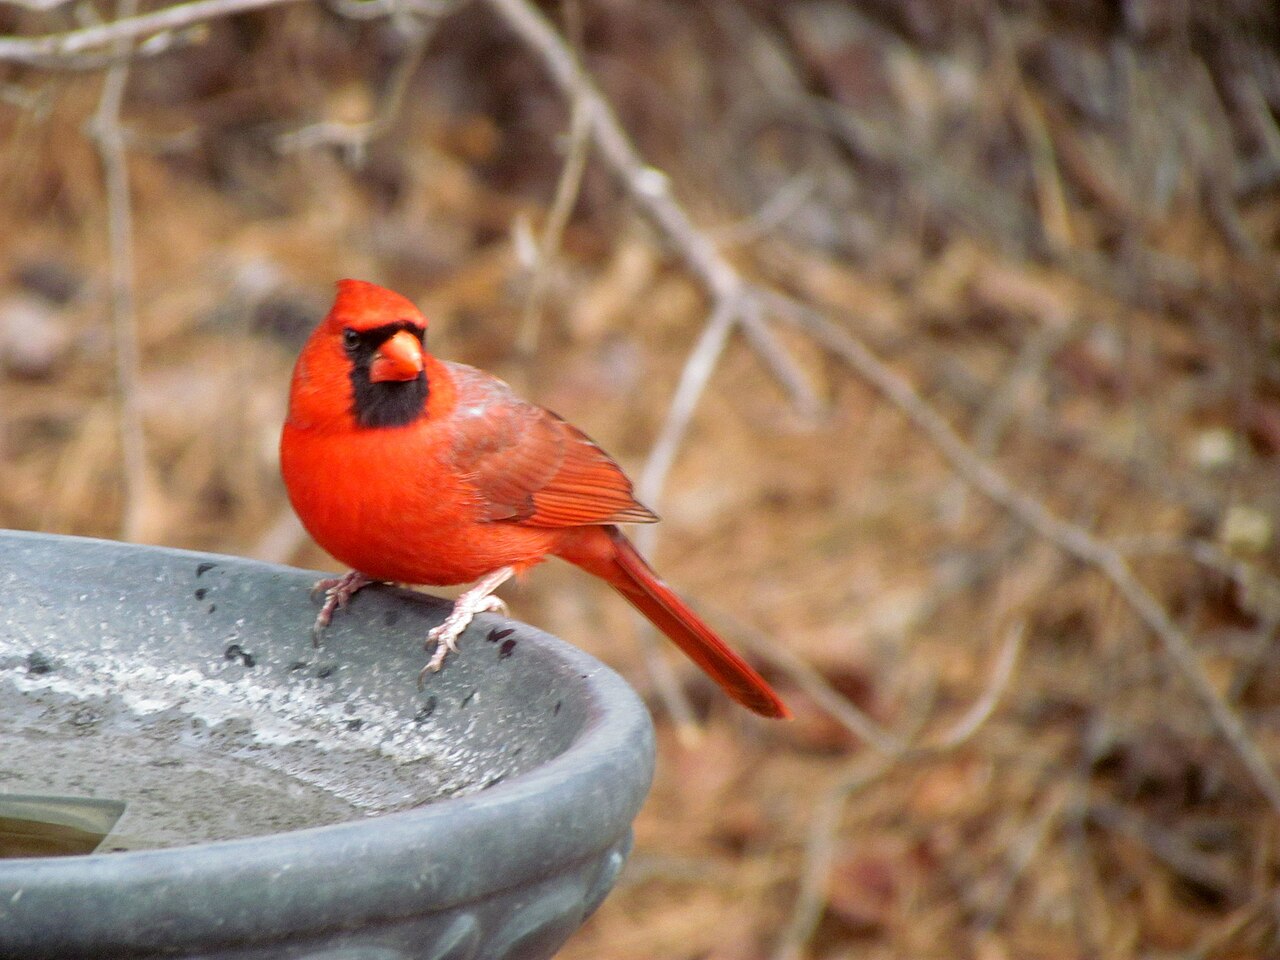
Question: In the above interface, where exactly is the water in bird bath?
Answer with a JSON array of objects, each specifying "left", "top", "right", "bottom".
[
  {"left": 0, "top": 648, "right": 497, "bottom": 850},
  {"left": 0, "top": 534, "right": 581, "bottom": 853}
]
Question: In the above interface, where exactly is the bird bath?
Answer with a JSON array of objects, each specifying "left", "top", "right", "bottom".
[{"left": 0, "top": 530, "right": 655, "bottom": 960}]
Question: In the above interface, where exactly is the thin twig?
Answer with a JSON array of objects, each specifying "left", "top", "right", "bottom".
[
  {"left": 769, "top": 292, "right": 1280, "bottom": 814},
  {"left": 721, "top": 612, "right": 903, "bottom": 755},
  {"left": 275, "top": 11, "right": 436, "bottom": 164},
  {"left": 87, "top": 0, "right": 149, "bottom": 542},
  {"left": 0, "top": 0, "right": 73, "bottom": 11},
  {"left": 930, "top": 621, "right": 1025, "bottom": 750},
  {"left": 769, "top": 624, "right": 1022, "bottom": 959},
  {"left": 482, "top": 0, "right": 730, "bottom": 295},
  {"left": 1113, "top": 534, "right": 1280, "bottom": 599},
  {"left": 976, "top": 783, "right": 1071, "bottom": 929},
  {"left": 482, "top": 0, "right": 819, "bottom": 417},
  {"left": 30, "top": 27, "right": 207, "bottom": 72},
  {"left": 0, "top": 0, "right": 307, "bottom": 66},
  {"left": 1014, "top": 83, "right": 1074, "bottom": 252},
  {"left": 1088, "top": 802, "right": 1239, "bottom": 894},
  {"left": 324, "top": 0, "right": 452, "bottom": 19},
  {"left": 711, "top": 173, "right": 818, "bottom": 248},
  {"left": 629, "top": 296, "right": 740, "bottom": 731},
  {"left": 634, "top": 296, "right": 739, "bottom": 520},
  {"left": 771, "top": 689, "right": 940, "bottom": 960},
  {"left": 1186, "top": 889, "right": 1280, "bottom": 960},
  {"left": 516, "top": 83, "right": 593, "bottom": 356},
  {"left": 771, "top": 754, "right": 897, "bottom": 960},
  {"left": 939, "top": 323, "right": 1074, "bottom": 527},
  {"left": 931, "top": 349, "right": 1224, "bottom": 518}
]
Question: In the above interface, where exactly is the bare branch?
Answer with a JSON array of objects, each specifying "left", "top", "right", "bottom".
[
  {"left": 275, "top": 10, "right": 436, "bottom": 163},
  {"left": 482, "top": 0, "right": 819, "bottom": 417},
  {"left": 627, "top": 296, "right": 739, "bottom": 729},
  {"left": 770, "top": 678, "right": 942, "bottom": 960},
  {"left": 930, "top": 621, "right": 1025, "bottom": 750},
  {"left": 0, "top": 0, "right": 74, "bottom": 12},
  {"left": 516, "top": 86, "right": 593, "bottom": 356},
  {"left": 711, "top": 174, "right": 818, "bottom": 248},
  {"left": 1088, "top": 802, "right": 1239, "bottom": 893},
  {"left": 939, "top": 323, "right": 1075, "bottom": 527},
  {"left": 771, "top": 755, "right": 896, "bottom": 960},
  {"left": 770, "top": 292, "right": 1280, "bottom": 814},
  {"left": 724, "top": 613, "right": 903, "bottom": 755},
  {"left": 634, "top": 297, "right": 739, "bottom": 520},
  {"left": 484, "top": 0, "right": 729, "bottom": 298},
  {"left": 1187, "top": 889, "right": 1280, "bottom": 960},
  {"left": 0, "top": 0, "right": 307, "bottom": 66},
  {"left": 324, "top": 0, "right": 453, "bottom": 19},
  {"left": 769, "top": 619, "right": 1020, "bottom": 960},
  {"left": 86, "top": 0, "right": 151, "bottom": 541},
  {"left": 974, "top": 785, "right": 1071, "bottom": 929}
]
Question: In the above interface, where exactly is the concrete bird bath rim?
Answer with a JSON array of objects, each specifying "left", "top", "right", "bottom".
[{"left": 0, "top": 529, "right": 656, "bottom": 960}]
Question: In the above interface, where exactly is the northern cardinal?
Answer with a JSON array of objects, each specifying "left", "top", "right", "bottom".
[{"left": 280, "top": 279, "right": 788, "bottom": 718}]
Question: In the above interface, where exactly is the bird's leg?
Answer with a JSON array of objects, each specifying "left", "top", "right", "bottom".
[
  {"left": 310, "top": 570, "right": 375, "bottom": 643},
  {"left": 420, "top": 566, "right": 514, "bottom": 682}
]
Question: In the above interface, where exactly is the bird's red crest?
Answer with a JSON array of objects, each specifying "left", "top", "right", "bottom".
[{"left": 328, "top": 279, "right": 427, "bottom": 333}]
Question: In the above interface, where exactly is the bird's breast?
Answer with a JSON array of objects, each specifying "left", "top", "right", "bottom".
[{"left": 280, "top": 421, "right": 554, "bottom": 585}]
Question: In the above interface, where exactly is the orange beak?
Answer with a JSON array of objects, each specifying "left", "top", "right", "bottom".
[{"left": 368, "top": 329, "right": 424, "bottom": 383}]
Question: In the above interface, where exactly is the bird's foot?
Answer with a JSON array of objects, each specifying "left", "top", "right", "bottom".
[
  {"left": 418, "top": 567, "right": 513, "bottom": 686},
  {"left": 311, "top": 570, "right": 374, "bottom": 644}
]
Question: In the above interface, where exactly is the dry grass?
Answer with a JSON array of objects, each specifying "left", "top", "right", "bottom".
[{"left": 3, "top": 0, "right": 1280, "bottom": 957}]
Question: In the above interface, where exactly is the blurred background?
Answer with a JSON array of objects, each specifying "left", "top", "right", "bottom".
[{"left": 3, "top": 0, "right": 1280, "bottom": 956}]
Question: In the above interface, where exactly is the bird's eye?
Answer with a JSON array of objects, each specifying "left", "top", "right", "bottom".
[{"left": 342, "top": 329, "right": 360, "bottom": 350}]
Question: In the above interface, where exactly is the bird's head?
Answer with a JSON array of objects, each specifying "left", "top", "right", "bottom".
[{"left": 308, "top": 278, "right": 431, "bottom": 429}]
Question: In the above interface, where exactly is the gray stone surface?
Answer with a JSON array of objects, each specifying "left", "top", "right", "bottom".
[{"left": 0, "top": 531, "right": 655, "bottom": 959}]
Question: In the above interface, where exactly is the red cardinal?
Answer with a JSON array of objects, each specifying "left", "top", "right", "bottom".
[{"left": 280, "top": 279, "right": 788, "bottom": 718}]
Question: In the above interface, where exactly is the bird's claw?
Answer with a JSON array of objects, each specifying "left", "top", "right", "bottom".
[
  {"left": 310, "top": 571, "right": 373, "bottom": 644},
  {"left": 417, "top": 591, "right": 509, "bottom": 686}
]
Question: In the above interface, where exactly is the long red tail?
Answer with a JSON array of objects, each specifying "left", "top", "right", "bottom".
[{"left": 559, "top": 526, "right": 789, "bottom": 719}]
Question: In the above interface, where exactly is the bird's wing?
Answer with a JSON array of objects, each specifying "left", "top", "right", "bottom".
[{"left": 447, "top": 363, "right": 658, "bottom": 528}]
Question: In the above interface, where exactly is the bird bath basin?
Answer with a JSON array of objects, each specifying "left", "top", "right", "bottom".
[{"left": 0, "top": 530, "right": 655, "bottom": 960}]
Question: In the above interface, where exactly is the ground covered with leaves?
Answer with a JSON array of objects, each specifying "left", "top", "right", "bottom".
[{"left": 3, "top": 1, "right": 1280, "bottom": 957}]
